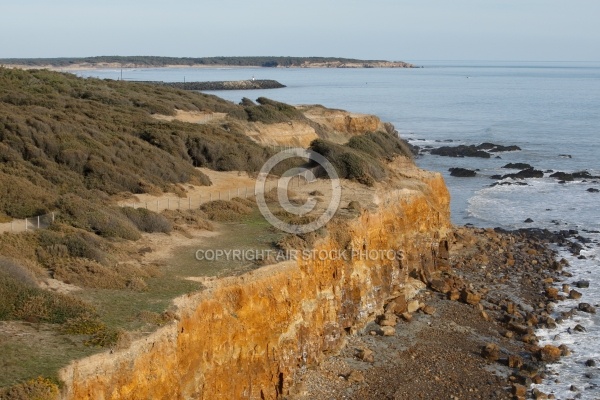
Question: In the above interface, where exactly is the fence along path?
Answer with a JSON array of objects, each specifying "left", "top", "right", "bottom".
[
  {"left": 0, "top": 212, "right": 56, "bottom": 234},
  {"left": 118, "top": 167, "right": 319, "bottom": 213},
  {"left": 0, "top": 166, "right": 320, "bottom": 234}
]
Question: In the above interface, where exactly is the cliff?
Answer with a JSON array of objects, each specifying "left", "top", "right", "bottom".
[
  {"left": 240, "top": 106, "right": 387, "bottom": 147},
  {"left": 58, "top": 160, "right": 451, "bottom": 399}
]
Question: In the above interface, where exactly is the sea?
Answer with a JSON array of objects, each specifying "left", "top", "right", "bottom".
[{"left": 78, "top": 62, "right": 600, "bottom": 399}]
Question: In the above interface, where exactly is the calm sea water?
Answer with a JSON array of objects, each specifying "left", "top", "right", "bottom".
[{"left": 80, "top": 62, "right": 600, "bottom": 398}]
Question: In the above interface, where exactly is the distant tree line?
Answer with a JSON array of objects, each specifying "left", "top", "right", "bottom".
[{"left": 0, "top": 56, "right": 397, "bottom": 68}]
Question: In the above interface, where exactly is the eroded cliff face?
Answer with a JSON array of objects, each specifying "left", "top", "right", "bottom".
[
  {"left": 300, "top": 106, "right": 385, "bottom": 143},
  {"left": 59, "top": 167, "right": 451, "bottom": 400}
]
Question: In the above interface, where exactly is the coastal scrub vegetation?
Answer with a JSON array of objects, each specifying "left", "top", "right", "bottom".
[
  {"left": 0, "top": 66, "right": 417, "bottom": 392},
  {"left": 309, "top": 128, "right": 414, "bottom": 186},
  {"left": 0, "top": 67, "right": 278, "bottom": 221}
]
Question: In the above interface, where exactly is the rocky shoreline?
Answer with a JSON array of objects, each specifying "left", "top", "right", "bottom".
[{"left": 289, "top": 226, "right": 592, "bottom": 400}]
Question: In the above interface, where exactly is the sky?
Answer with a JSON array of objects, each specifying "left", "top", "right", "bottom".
[{"left": 1, "top": 0, "right": 599, "bottom": 62}]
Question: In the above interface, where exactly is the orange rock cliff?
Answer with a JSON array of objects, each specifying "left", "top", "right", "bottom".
[{"left": 58, "top": 160, "right": 452, "bottom": 399}]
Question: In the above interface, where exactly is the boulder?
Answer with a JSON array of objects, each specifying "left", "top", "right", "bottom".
[
  {"left": 429, "top": 278, "right": 451, "bottom": 294},
  {"left": 538, "top": 345, "right": 562, "bottom": 362},
  {"left": 448, "top": 289, "right": 460, "bottom": 301},
  {"left": 507, "top": 321, "right": 530, "bottom": 334},
  {"left": 501, "top": 168, "right": 544, "bottom": 180},
  {"left": 569, "top": 290, "right": 582, "bottom": 300},
  {"left": 574, "top": 280, "right": 590, "bottom": 288},
  {"left": 545, "top": 287, "right": 559, "bottom": 299},
  {"left": 502, "top": 163, "right": 533, "bottom": 170},
  {"left": 578, "top": 303, "right": 596, "bottom": 314},
  {"left": 559, "top": 344, "right": 571, "bottom": 356},
  {"left": 407, "top": 300, "right": 421, "bottom": 313},
  {"left": 550, "top": 171, "right": 574, "bottom": 181},
  {"left": 512, "top": 383, "right": 527, "bottom": 398},
  {"left": 482, "top": 343, "right": 501, "bottom": 361},
  {"left": 460, "top": 289, "right": 481, "bottom": 305},
  {"left": 355, "top": 348, "right": 374, "bottom": 363},
  {"left": 431, "top": 145, "right": 490, "bottom": 158},
  {"left": 587, "top": 188, "right": 600, "bottom": 193},
  {"left": 449, "top": 167, "right": 477, "bottom": 177},
  {"left": 508, "top": 355, "right": 524, "bottom": 369},
  {"left": 422, "top": 305, "right": 436, "bottom": 315},
  {"left": 585, "top": 359, "right": 596, "bottom": 367},
  {"left": 381, "top": 326, "right": 396, "bottom": 336},
  {"left": 377, "top": 313, "right": 397, "bottom": 327}
]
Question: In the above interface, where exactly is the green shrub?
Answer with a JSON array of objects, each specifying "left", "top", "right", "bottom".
[
  {"left": 61, "top": 313, "right": 106, "bottom": 335},
  {"left": 244, "top": 97, "right": 305, "bottom": 123},
  {"left": 200, "top": 199, "right": 253, "bottom": 221},
  {"left": 309, "top": 139, "right": 384, "bottom": 185},
  {"left": 56, "top": 195, "right": 140, "bottom": 240},
  {"left": 0, "top": 377, "right": 60, "bottom": 400},
  {"left": 121, "top": 207, "right": 172, "bottom": 233},
  {"left": 84, "top": 326, "right": 125, "bottom": 348},
  {"left": 0, "top": 259, "right": 95, "bottom": 323}
]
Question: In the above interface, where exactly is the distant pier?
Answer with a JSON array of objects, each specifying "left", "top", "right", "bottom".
[{"left": 140, "top": 79, "right": 285, "bottom": 91}]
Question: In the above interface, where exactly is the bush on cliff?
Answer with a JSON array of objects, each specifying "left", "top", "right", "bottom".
[{"left": 244, "top": 97, "right": 305, "bottom": 123}]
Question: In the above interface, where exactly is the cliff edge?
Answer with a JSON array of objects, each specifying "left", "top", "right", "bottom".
[{"left": 58, "top": 159, "right": 451, "bottom": 399}]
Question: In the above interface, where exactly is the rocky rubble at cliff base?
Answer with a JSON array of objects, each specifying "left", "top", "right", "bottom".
[{"left": 290, "top": 227, "right": 591, "bottom": 400}]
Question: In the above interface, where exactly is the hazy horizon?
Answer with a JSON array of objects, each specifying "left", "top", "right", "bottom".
[{"left": 1, "top": 0, "right": 599, "bottom": 62}]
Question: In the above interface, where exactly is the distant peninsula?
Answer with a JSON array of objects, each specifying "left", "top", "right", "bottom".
[{"left": 0, "top": 56, "right": 416, "bottom": 69}]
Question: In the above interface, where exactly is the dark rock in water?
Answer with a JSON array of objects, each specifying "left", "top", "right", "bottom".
[
  {"left": 550, "top": 172, "right": 575, "bottom": 181},
  {"left": 495, "top": 156, "right": 501, "bottom": 159},
  {"left": 587, "top": 188, "right": 599, "bottom": 193},
  {"left": 559, "top": 154, "right": 572, "bottom": 158},
  {"left": 576, "top": 235, "right": 592, "bottom": 243},
  {"left": 484, "top": 143, "right": 522, "bottom": 152},
  {"left": 501, "top": 168, "right": 544, "bottom": 180},
  {"left": 558, "top": 180, "right": 567, "bottom": 184},
  {"left": 449, "top": 167, "right": 477, "bottom": 177},
  {"left": 431, "top": 145, "right": 490, "bottom": 158},
  {"left": 578, "top": 303, "right": 596, "bottom": 314},
  {"left": 573, "top": 171, "right": 600, "bottom": 179},
  {"left": 490, "top": 181, "right": 528, "bottom": 187},
  {"left": 551, "top": 171, "right": 600, "bottom": 182},
  {"left": 578, "top": 255, "right": 587, "bottom": 260},
  {"left": 575, "top": 280, "right": 590, "bottom": 288},
  {"left": 430, "top": 142, "right": 521, "bottom": 158},
  {"left": 490, "top": 174, "right": 503, "bottom": 180},
  {"left": 585, "top": 359, "right": 596, "bottom": 367},
  {"left": 574, "top": 324, "right": 587, "bottom": 332},
  {"left": 524, "top": 218, "right": 534, "bottom": 223},
  {"left": 502, "top": 163, "right": 533, "bottom": 170}
]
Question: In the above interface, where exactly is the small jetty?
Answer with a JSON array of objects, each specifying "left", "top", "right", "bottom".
[{"left": 140, "top": 79, "right": 285, "bottom": 91}]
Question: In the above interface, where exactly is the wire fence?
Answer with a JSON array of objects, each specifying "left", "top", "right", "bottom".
[
  {"left": 0, "top": 167, "right": 323, "bottom": 234},
  {"left": 0, "top": 212, "right": 57, "bottom": 234},
  {"left": 121, "top": 168, "right": 321, "bottom": 212}
]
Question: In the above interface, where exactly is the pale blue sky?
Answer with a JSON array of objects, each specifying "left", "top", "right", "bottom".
[{"left": 1, "top": 0, "right": 598, "bottom": 61}]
